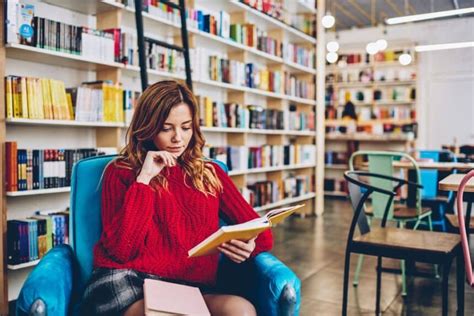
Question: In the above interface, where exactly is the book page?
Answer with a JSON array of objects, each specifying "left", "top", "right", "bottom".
[{"left": 265, "top": 204, "right": 305, "bottom": 225}]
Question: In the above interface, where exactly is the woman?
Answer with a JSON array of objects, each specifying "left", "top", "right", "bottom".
[{"left": 82, "top": 80, "right": 273, "bottom": 316}]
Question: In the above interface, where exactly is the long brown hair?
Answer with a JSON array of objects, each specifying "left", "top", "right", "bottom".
[{"left": 118, "top": 80, "right": 222, "bottom": 196}]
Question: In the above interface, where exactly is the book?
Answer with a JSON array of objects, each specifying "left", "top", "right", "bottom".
[
  {"left": 188, "top": 204, "right": 304, "bottom": 258},
  {"left": 143, "top": 279, "right": 210, "bottom": 316}
]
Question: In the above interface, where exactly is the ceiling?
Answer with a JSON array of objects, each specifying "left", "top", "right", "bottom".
[{"left": 326, "top": 0, "right": 474, "bottom": 30}]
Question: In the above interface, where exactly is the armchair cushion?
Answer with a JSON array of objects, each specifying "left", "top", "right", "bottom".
[
  {"left": 16, "top": 245, "right": 75, "bottom": 316},
  {"left": 217, "top": 252, "right": 300, "bottom": 316}
]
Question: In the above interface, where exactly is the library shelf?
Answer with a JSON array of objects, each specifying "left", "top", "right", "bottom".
[
  {"left": 5, "top": 43, "right": 125, "bottom": 71},
  {"left": 6, "top": 118, "right": 126, "bottom": 128},
  {"left": 7, "top": 260, "right": 40, "bottom": 271},
  {"left": 296, "top": 0, "right": 317, "bottom": 14},
  {"left": 6, "top": 187, "right": 71, "bottom": 197},
  {"left": 325, "top": 119, "right": 416, "bottom": 126},
  {"left": 229, "top": 1, "right": 316, "bottom": 44},
  {"left": 200, "top": 127, "right": 315, "bottom": 136},
  {"left": 325, "top": 134, "right": 413, "bottom": 142},
  {"left": 254, "top": 192, "right": 316, "bottom": 213},
  {"left": 324, "top": 191, "right": 347, "bottom": 197},
  {"left": 41, "top": 0, "right": 124, "bottom": 15},
  {"left": 325, "top": 164, "right": 348, "bottom": 170},
  {"left": 228, "top": 163, "right": 316, "bottom": 176}
]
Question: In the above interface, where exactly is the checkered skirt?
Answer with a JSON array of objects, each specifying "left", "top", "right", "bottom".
[{"left": 81, "top": 268, "right": 217, "bottom": 316}]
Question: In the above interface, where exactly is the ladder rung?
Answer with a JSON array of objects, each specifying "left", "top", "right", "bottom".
[
  {"left": 145, "top": 37, "right": 184, "bottom": 52},
  {"left": 159, "top": 0, "right": 182, "bottom": 11}
]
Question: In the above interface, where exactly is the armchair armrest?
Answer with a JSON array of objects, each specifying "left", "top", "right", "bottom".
[
  {"left": 16, "top": 245, "right": 75, "bottom": 316},
  {"left": 217, "top": 252, "right": 301, "bottom": 316}
]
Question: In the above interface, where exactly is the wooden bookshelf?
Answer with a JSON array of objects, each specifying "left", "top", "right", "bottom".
[{"left": 0, "top": 0, "right": 325, "bottom": 311}]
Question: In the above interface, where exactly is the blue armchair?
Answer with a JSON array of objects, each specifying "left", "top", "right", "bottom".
[{"left": 16, "top": 155, "right": 301, "bottom": 316}]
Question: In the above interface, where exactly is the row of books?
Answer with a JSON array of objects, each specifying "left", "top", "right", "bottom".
[
  {"left": 327, "top": 68, "right": 416, "bottom": 83},
  {"left": 204, "top": 144, "right": 316, "bottom": 171},
  {"left": 333, "top": 50, "right": 414, "bottom": 66},
  {"left": 242, "top": 174, "right": 313, "bottom": 208},
  {"left": 240, "top": 0, "right": 316, "bottom": 37},
  {"left": 197, "top": 96, "right": 315, "bottom": 131},
  {"left": 325, "top": 151, "right": 349, "bottom": 166},
  {"left": 5, "top": 142, "right": 118, "bottom": 192},
  {"left": 324, "top": 178, "right": 348, "bottom": 194},
  {"left": 325, "top": 106, "right": 415, "bottom": 121},
  {"left": 328, "top": 87, "right": 416, "bottom": 104},
  {"left": 201, "top": 49, "right": 315, "bottom": 98},
  {"left": 325, "top": 123, "right": 417, "bottom": 136},
  {"left": 7, "top": 210, "right": 69, "bottom": 265},
  {"left": 6, "top": 2, "right": 117, "bottom": 63},
  {"left": 5, "top": 76, "right": 140, "bottom": 124}
]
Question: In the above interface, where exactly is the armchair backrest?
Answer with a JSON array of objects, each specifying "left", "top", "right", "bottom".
[
  {"left": 70, "top": 154, "right": 117, "bottom": 293},
  {"left": 69, "top": 155, "right": 229, "bottom": 294},
  {"left": 456, "top": 170, "right": 474, "bottom": 287}
]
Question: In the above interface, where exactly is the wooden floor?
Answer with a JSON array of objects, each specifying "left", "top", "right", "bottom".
[{"left": 271, "top": 199, "right": 474, "bottom": 315}]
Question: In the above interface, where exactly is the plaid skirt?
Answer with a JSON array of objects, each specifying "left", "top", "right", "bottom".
[{"left": 81, "top": 268, "right": 218, "bottom": 316}]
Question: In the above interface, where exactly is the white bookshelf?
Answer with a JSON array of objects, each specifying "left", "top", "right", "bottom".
[
  {"left": 7, "top": 260, "right": 41, "bottom": 271},
  {"left": 6, "top": 187, "right": 71, "bottom": 197},
  {"left": 229, "top": 163, "right": 316, "bottom": 176},
  {"left": 255, "top": 192, "right": 316, "bottom": 213}
]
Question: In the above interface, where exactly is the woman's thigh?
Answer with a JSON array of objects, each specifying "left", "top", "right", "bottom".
[{"left": 203, "top": 294, "right": 256, "bottom": 316}]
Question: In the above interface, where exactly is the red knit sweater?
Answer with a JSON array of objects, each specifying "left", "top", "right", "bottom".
[{"left": 93, "top": 161, "right": 273, "bottom": 286}]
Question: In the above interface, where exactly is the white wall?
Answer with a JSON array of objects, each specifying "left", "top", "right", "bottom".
[{"left": 327, "top": 17, "right": 474, "bottom": 149}]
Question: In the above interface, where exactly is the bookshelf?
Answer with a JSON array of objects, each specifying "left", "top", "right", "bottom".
[
  {"left": 0, "top": 0, "right": 325, "bottom": 312},
  {"left": 324, "top": 46, "right": 417, "bottom": 197}
]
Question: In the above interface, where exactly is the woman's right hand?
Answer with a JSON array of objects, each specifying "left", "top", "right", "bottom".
[{"left": 136, "top": 151, "right": 178, "bottom": 185}]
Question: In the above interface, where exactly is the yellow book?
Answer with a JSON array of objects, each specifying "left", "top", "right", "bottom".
[
  {"left": 26, "top": 77, "right": 36, "bottom": 119},
  {"left": 12, "top": 77, "right": 22, "bottom": 118},
  {"left": 5, "top": 76, "right": 14, "bottom": 119},
  {"left": 20, "top": 77, "right": 29, "bottom": 118},
  {"left": 41, "top": 79, "right": 53, "bottom": 120},
  {"left": 204, "top": 97, "right": 213, "bottom": 127},
  {"left": 35, "top": 78, "right": 44, "bottom": 119},
  {"left": 57, "top": 81, "right": 71, "bottom": 120},
  {"left": 188, "top": 204, "right": 304, "bottom": 258}
]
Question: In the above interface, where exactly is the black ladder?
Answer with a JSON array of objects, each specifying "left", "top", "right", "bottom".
[{"left": 134, "top": 0, "right": 193, "bottom": 92}]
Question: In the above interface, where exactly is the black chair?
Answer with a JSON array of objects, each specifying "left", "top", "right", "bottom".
[{"left": 342, "top": 171, "right": 464, "bottom": 316}]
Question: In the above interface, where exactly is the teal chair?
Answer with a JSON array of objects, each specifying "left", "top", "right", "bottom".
[
  {"left": 15, "top": 155, "right": 301, "bottom": 316},
  {"left": 349, "top": 150, "right": 434, "bottom": 296}
]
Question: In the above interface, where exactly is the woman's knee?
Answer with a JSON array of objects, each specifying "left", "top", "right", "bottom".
[{"left": 204, "top": 294, "right": 256, "bottom": 316}]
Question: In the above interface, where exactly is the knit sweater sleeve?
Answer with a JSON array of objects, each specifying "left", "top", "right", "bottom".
[
  {"left": 99, "top": 163, "right": 156, "bottom": 263},
  {"left": 211, "top": 162, "right": 273, "bottom": 256}
]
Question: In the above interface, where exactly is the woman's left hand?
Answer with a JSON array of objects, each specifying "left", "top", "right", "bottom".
[{"left": 217, "top": 238, "right": 256, "bottom": 263}]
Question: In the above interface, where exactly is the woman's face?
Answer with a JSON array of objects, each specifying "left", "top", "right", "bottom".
[{"left": 153, "top": 103, "right": 193, "bottom": 157}]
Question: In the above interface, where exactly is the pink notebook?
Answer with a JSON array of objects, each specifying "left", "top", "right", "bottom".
[{"left": 143, "top": 279, "right": 210, "bottom": 315}]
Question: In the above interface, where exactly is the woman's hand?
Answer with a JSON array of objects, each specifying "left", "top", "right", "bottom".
[
  {"left": 217, "top": 238, "right": 256, "bottom": 263},
  {"left": 137, "top": 151, "right": 178, "bottom": 185}
]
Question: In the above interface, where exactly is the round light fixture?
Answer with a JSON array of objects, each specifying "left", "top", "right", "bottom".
[
  {"left": 366, "top": 42, "right": 378, "bottom": 55},
  {"left": 326, "top": 41, "right": 340, "bottom": 52},
  {"left": 322, "top": 13, "right": 335, "bottom": 28},
  {"left": 399, "top": 53, "right": 412, "bottom": 65},
  {"left": 326, "top": 52, "right": 338, "bottom": 63},
  {"left": 376, "top": 39, "right": 388, "bottom": 51}
]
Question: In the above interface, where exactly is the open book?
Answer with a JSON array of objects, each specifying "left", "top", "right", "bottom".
[
  {"left": 188, "top": 204, "right": 304, "bottom": 258},
  {"left": 143, "top": 279, "right": 210, "bottom": 315}
]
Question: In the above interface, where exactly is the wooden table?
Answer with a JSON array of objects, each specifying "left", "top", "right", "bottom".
[
  {"left": 439, "top": 174, "right": 474, "bottom": 192},
  {"left": 392, "top": 161, "right": 474, "bottom": 171},
  {"left": 439, "top": 173, "right": 474, "bottom": 236}
]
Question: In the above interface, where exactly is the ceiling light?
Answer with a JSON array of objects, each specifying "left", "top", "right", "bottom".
[
  {"left": 386, "top": 7, "right": 474, "bottom": 24},
  {"left": 376, "top": 39, "right": 388, "bottom": 51},
  {"left": 322, "top": 12, "right": 335, "bottom": 28},
  {"left": 415, "top": 41, "right": 474, "bottom": 52},
  {"left": 366, "top": 42, "right": 378, "bottom": 55},
  {"left": 326, "top": 52, "right": 338, "bottom": 63},
  {"left": 326, "top": 41, "right": 340, "bottom": 52},
  {"left": 399, "top": 53, "right": 412, "bottom": 65}
]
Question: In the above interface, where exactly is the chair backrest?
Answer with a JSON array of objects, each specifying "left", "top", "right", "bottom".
[
  {"left": 349, "top": 150, "right": 422, "bottom": 219},
  {"left": 417, "top": 150, "right": 457, "bottom": 199},
  {"left": 344, "top": 171, "right": 398, "bottom": 241},
  {"left": 70, "top": 154, "right": 116, "bottom": 293},
  {"left": 456, "top": 170, "right": 474, "bottom": 287},
  {"left": 70, "top": 155, "right": 229, "bottom": 294}
]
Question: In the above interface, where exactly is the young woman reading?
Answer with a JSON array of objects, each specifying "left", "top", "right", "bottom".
[{"left": 81, "top": 80, "right": 273, "bottom": 316}]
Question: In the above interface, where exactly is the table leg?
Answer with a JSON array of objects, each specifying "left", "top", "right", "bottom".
[{"left": 456, "top": 251, "right": 465, "bottom": 316}]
